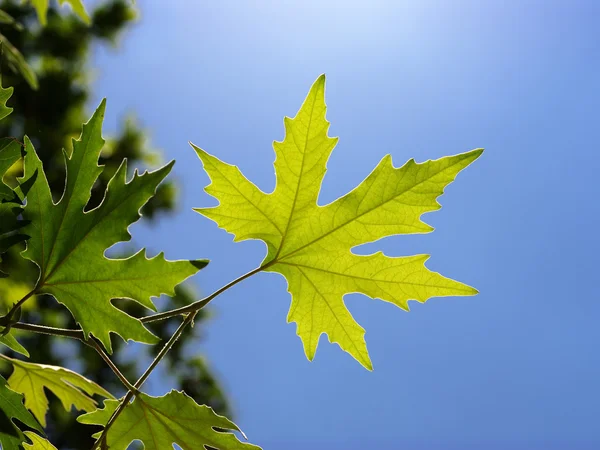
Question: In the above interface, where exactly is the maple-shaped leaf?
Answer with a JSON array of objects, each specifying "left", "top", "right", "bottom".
[
  {"left": 0, "top": 374, "right": 44, "bottom": 450},
  {"left": 28, "top": 0, "right": 90, "bottom": 26},
  {"left": 192, "top": 75, "right": 482, "bottom": 369},
  {"left": 20, "top": 100, "right": 206, "bottom": 351},
  {"left": 23, "top": 432, "right": 57, "bottom": 450},
  {"left": 78, "top": 390, "right": 261, "bottom": 450},
  {"left": 2, "top": 354, "right": 113, "bottom": 427}
]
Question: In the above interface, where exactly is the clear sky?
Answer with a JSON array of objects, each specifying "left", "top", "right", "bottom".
[{"left": 91, "top": 1, "right": 599, "bottom": 448}]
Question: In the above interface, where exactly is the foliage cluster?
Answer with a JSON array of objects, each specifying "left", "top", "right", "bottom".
[{"left": 0, "top": 3, "right": 482, "bottom": 449}]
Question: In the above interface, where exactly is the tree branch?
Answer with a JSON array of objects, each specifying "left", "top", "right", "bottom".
[
  {"left": 11, "top": 322, "right": 137, "bottom": 395},
  {"left": 140, "top": 264, "right": 268, "bottom": 323}
]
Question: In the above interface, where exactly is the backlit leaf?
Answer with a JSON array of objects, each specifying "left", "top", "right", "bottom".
[
  {"left": 78, "top": 390, "right": 260, "bottom": 449},
  {"left": 192, "top": 75, "right": 482, "bottom": 369},
  {"left": 23, "top": 432, "right": 57, "bottom": 450},
  {"left": 20, "top": 100, "right": 206, "bottom": 351},
  {"left": 2, "top": 355, "right": 113, "bottom": 427},
  {"left": 0, "top": 374, "right": 43, "bottom": 450}
]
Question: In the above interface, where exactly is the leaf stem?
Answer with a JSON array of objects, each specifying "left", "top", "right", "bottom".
[
  {"left": 11, "top": 322, "right": 85, "bottom": 340},
  {"left": 141, "top": 264, "right": 268, "bottom": 323},
  {"left": 92, "top": 264, "right": 269, "bottom": 449},
  {"left": 89, "top": 339, "right": 139, "bottom": 394},
  {"left": 0, "top": 289, "right": 36, "bottom": 328},
  {"left": 92, "top": 311, "right": 196, "bottom": 449},
  {"left": 11, "top": 322, "right": 137, "bottom": 395}
]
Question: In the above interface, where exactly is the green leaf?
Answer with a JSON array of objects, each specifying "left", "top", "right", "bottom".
[
  {"left": 20, "top": 100, "right": 206, "bottom": 351},
  {"left": 78, "top": 390, "right": 260, "bottom": 450},
  {"left": 28, "top": 0, "right": 90, "bottom": 26},
  {"left": 0, "top": 79, "right": 13, "bottom": 121},
  {"left": 23, "top": 432, "right": 57, "bottom": 450},
  {"left": 2, "top": 355, "right": 113, "bottom": 427},
  {"left": 0, "top": 34, "right": 38, "bottom": 90},
  {"left": 0, "top": 374, "right": 43, "bottom": 450},
  {"left": 0, "top": 135, "right": 28, "bottom": 277},
  {"left": 192, "top": 75, "right": 482, "bottom": 369},
  {"left": 0, "top": 331, "right": 29, "bottom": 357}
]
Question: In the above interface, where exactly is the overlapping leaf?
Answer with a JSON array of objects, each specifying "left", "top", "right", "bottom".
[
  {"left": 2, "top": 355, "right": 113, "bottom": 426},
  {"left": 193, "top": 75, "right": 482, "bottom": 369},
  {"left": 0, "top": 374, "right": 43, "bottom": 450},
  {"left": 23, "top": 432, "right": 57, "bottom": 450},
  {"left": 20, "top": 100, "right": 206, "bottom": 351},
  {"left": 78, "top": 390, "right": 260, "bottom": 449}
]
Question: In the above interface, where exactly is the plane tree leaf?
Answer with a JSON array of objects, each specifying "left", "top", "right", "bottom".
[
  {"left": 192, "top": 75, "right": 482, "bottom": 369},
  {"left": 0, "top": 374, "right": 43, "bottom": 450},
  {"left": 23, "top": 432, "right": 57, "bottom": 450},
  {"left": 1, "top": 354, "right": 113, "bottom": 427},
  {"left": 78, "top": 390, "right": 261, "bottom": 450},
  {"left": 19, "top": 100, "right": 206, "bottom": 351}
]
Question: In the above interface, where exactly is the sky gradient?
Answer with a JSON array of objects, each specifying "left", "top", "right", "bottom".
[{"left": 91, "top": 1, "right": 599, "bottom": 448}]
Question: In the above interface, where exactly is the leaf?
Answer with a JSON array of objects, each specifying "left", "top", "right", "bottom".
[
  {"left": 0, "top": 331, "right": 29, "bottom": 357},
  {"left": 0, "top": 374, "right": 43, "bottom": 450},
  {"left": 28, "top": 0, "right": 90, "bottom": 26},
  {"left": 0, "top": 34, "right": 38, "bottom": 90},
  {"left": 192, "top": 75, "right": 482, "bottom": 369},
  {"left": 78, "top": 390, "right": 260, "bottom": 450},
  {"left": 23, "top": 432, "right": 57, "bottom": 450},
  {"left": 0, "top": 78, "right": 13, "bottom": 121},
  {"left": 2, "top": 354, "right": 113, "bottom": 427},
  {"left": 0, "top": 104, "right": 28, "bottom": 276},
  {"left": 20, "top": 100, "right": 206, "bottom": 351}
]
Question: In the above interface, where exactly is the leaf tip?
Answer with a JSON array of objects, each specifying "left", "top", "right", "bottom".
[{"left": 190, "top": 259, "right": 209, "bottom": 270}]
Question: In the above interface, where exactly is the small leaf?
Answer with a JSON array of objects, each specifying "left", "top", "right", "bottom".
[
  {"left": 3, "top": 355, "right": 113, "bottom": 427},
  {"left": 0, "top": 374, "right": 43, "bottom": 450},
  {"left": 0, "top": 330, "right": 29, "bottom": 357},
  {"left": 192, "top": 75, "right": 482, "bottom": 369},
  {"left": 20, "top": 100, "right": 205, "bottom": 351},
  {"left": 23, "top": 432, "right": 58, "bottom": 450},
  {"left": 78, "top": 390, "right": 260, "bottom": 450}
]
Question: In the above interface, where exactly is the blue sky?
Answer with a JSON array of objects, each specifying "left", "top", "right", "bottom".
[{"left": 91, "top": 1, "right": 599, "bottom": 448}]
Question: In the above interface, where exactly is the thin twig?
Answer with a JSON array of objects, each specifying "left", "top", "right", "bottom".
[
  {"left": 92, "top": 263, "right": 270, "bottom": 448},
  {"left": 11, "top": 322, "right": 137, "bottom": 394},
  {"left": 11, "top": 322, "right": 85, "bottom": 340},
  {"left": 140, "top": 264, "right": 268, "bottom": 323},
  {"left": 89, "top": 339, "right": 138, "bottom": 394},
  {"left": 92, "top": 312, "right": 197, "bottom": 450},
  {"left": 0, "top": 289, "right": 36, "bottom": 327}
]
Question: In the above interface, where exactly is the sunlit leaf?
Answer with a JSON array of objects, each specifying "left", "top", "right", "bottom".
[
  {"left": 192, "top": 75, "right": 482, "bottom": 369},
  {"left": 78, "top": 390, "right": 260, "bottom": 449},
  {"left": 2, "top": 355, "right": 113, "bottom": 427},
  {"left": 20, "top": 100, "right": 206, "bottom": 351},
  {"left": 0, "top": 374, "right": 43, "bottom": 450}
]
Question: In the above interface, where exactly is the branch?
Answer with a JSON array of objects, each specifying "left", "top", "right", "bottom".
[
  {"left": 11, "top": 322, "right": 137, "bottom": 395},
  {"left": 11, "top": 322, "right": 85, "bottom": 340},
  {"left": 0, "top": 289, "right": 37, "bottom": 330},
  {"left": 140, "top": 264, "right": 268, "bottom": 323},
  {"left": 92, "top": 263, "right": 270, "bottom": 448}
]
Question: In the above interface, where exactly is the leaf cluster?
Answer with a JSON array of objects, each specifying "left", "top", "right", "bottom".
[{"left": 0, "top": 6, "right": 482, "bottom": 447}]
